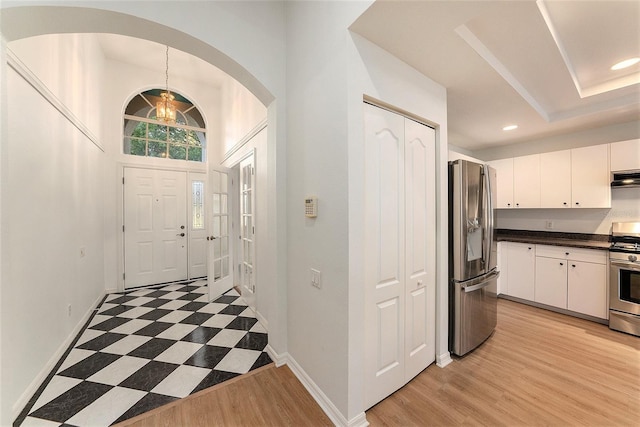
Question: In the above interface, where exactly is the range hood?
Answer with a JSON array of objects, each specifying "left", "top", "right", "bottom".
[{"left": 611, "top": 170, "right": 640, "bottom": 188}]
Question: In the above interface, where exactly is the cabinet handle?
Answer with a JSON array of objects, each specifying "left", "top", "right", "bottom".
[
  {"left": 528, "top": 247, "right": 532, "bottom": 250},
  {"left": 507, "top": 203, "right": 511, "bottom": 207},
  {"left": 516, "top": 203, "right": 520, "bottom": 207},
  {"left": 563, "top": 202, "right": 567, "bottom": 206},
  {"left": 560, "top": 262, "right": 564, "bottom": 266},
  {"left": 571, "top": 264, "right": 576, "bottom": 268},
  {"left": 565, "top": 252, "right": 569, "bottom": 256},
  {"left": 575, "top": 202, "right": 580, "bottom": 206}
]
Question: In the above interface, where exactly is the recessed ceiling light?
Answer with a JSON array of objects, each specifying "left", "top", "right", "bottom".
[
  {"left": 503, "top": 125, "right": 518, "bottom": 131},
  {"left": 611, "top": 57, "right": 640, "bottom": 71}
]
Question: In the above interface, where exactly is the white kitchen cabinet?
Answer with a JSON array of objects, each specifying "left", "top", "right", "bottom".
[
  {"left": 529, "top": 244, "right": 607, "bottom": 319},
  {"left": 513, "top": 155, "right": 541, "bottom": 208},
  {"left": 488, "top": 158, "right": 514, "bottom": 208},
  {"left": 505, "top": 242, "right": 535, "bottom": 300},
  {"left": 535, "top": 256, "right": 567, "bottom": 308},
  {"left": 496, "top": 241, "right": 508, "bottom": 295},
  {"left": 540, "top": 150, "right": 571, "bottom": 208},
  {"left": 571, "top": 144, "right": 610, "bottom": 208},
  {"left": 610, "top": 139, "right": 640, "bottom": 172},
  {"left": 568, "top": 261, "right": 608, "bottom": 319}
]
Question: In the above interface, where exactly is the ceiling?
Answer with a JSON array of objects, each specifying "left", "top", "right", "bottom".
[
  {"left": 97, "top": 34, "right": 230, "bottom": 88},
  {"left": 350, "top": 0, "right": 640, "bottom": 151}
]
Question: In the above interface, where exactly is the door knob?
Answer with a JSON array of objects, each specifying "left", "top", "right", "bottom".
[
  {"left": 177, "top": 233, "right": 185, "bottom": 237},
  {"left": 207, "top": 236, "right": 216, "bottom": 240}
]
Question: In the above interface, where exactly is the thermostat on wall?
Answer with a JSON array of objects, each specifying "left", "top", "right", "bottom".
[{"left": 305, "top": 196, "right": 318, "bottom": 218}]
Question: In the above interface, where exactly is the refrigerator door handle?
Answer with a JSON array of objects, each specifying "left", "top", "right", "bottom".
[
  {"left": 460, "top": 270, "right": 500, "bottom": 293},
  {"left": 483, "top": 164, "right": 493, "bottom": 271}
]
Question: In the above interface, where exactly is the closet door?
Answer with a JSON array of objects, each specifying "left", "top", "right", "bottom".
[
  {"left": 404, "top": 119, "right": 436, "bottom": 382},
  {"left": 364, "top": 104, "right": 406, "bottom": 409}
]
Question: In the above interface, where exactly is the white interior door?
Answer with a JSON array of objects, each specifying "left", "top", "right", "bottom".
[
  {"left": 188, "top": 173, "right": 207, "bottom": 279},
  {"left": 364, "top": 104, "right": 406, "bottom": 408},
  {"left": 403, "top": 119, "right": 436, "bottom": 382},
  {"left": 208, "top": 167, "right": 233, "bottom": 301},
  {"left": 239, "top": 154, "right": 256, "bottom": 310},
  {"left": 124, "top": 168, "right": 188, "bottom": 288}
]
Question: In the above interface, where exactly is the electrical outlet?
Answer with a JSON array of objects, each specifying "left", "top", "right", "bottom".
[
  {"left": 545, "top": 221, "right": 554, "bottom": 230},
  {"left": 311, "top": 268, "right": 321, "bottom": 289},
  {"left": 67, "top": 304, "right": 72, "bottom": 317}
]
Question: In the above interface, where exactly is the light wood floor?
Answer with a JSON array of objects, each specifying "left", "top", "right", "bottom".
[{"left": 118, "top": 299, "right": 639, "bottom": 426}]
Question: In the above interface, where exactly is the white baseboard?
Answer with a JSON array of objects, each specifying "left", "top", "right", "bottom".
[
  {"left": 264, "top": 344, "right": 286, "bottom": 367},
  {"left": 12, "top": 292, "right": 105, "bottom": 421},
  {"left": 436, "top": 351, "right": 453, "bottom": 368},
  {"left": 104, "top": 287, "right": 118, "bottom": 294},
  {"left": 284, "top": 354, "right": 367, "bottom": 427},
  {"left": 255, "top": 310, "right": 269, "bottom": 332}
]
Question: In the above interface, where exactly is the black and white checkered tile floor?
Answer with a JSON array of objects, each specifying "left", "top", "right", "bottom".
[{"left": 17, "top": 281, "right": 271, "bottom": 427}]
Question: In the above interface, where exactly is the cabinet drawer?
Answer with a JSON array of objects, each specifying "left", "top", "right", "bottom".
[{"left": 535, "top": 245, "right": 607, "bottom": 264}]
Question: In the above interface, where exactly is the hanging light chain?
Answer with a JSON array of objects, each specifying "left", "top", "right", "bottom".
[{"left": 165, "top": 45, "right": 171, "bottom": 97}]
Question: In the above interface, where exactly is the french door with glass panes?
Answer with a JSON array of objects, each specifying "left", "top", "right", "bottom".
[
  {"left": 208, "top": 168, "right": 233, "bottom": 301},
  {"left": 240, "top": 154, "right": 256, "bottom": 309}
]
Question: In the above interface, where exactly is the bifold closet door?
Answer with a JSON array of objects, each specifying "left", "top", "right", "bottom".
[{"left": 363, "top": 103, "right": 437, "bottom": 409}]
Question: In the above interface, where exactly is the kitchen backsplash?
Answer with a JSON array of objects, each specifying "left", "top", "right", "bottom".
[{"left": 495, "top": 187, "right": 640, "bottom": 235}]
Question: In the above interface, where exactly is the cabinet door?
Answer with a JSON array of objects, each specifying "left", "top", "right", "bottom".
[
  {"left": 513, "top": 155, "right": 540, "bottom": 208},
  {"left": 497, "top": 241, "right": 508, "bottom": 295},
  {"left": 540, "top": 150, "right": 571, "bottom": 208},
  {"left": 571, "top": 145, "right": 610, "bottom": 208},
  {"left": 488, "top": 158, "right": 514, "bottom": 208},
  {"left": 506, "top": 242, "right": 535, "bottom": 300},
  {"left": 567, "top": 261, "right": 607, "bottom": 319},
  {"left": 535, "top": 257, "right": 567, "bottom": 308},
  {"left": 610, "top": 139, "right": 640, "bottom": 172}
]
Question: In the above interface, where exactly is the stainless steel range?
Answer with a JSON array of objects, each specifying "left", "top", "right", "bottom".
[{"left": 609, "top": 222, "right": 640, "bottom": 336}]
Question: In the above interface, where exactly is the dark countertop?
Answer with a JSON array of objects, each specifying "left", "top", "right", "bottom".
[{"left": 496, "top": 229, "right": 610, "bottom": 250}]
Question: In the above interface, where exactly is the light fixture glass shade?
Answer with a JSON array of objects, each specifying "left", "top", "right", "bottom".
[{"left": 156, "top": 92, "right": 176, "bottom": 123}]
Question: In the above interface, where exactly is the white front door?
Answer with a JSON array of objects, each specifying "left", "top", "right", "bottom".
[
  {"left": 124, "top": 168, "right": 188, "bottom": 288},
  {"left": 239, "top": 155, "right": 256, "bottom": 309},
  {"left": 208, "top": 168, "right": 233, "bottom": 301},
  {"left": 188, "top": 173, "right": 208, "bottom": 279}
]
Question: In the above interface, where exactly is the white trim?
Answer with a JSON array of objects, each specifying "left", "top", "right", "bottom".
[
  {"left": 284, "top": 354, "right": 367, "bottom": 427},
  {"left": 436, "top": 351, "right": 453, "bottom": 368},
  {"left": 454, "top": 25, "right": 550, "bottom": 122},
  {"left": 256, "top": 309, "right": 269, "bottom": 332},
  {"left": 12, "top": 292, "right": 105, "bottom": 422},
  {"left": 264, "top": 344, "right": 286, "bottom": 367},
  {"left": 222, "top": 119, "right": 267, "bottom": 163},
  {"left": 6, "top": 48, "right": 103, "bottom": 152}
]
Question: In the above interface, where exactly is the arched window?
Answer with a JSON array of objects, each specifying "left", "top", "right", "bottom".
[{"left": 123, "top": 89, "right": 206, "bottom": 162}]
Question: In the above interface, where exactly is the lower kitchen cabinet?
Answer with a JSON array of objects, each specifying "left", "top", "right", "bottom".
[
  {"left": 535, "top": 256, "right": 567, "bottom": 308},
  {"left": 505, "top": 242, "right": 535, "bottom": 300},
  {"left": 568, "top": 261, "right": 608, "bottom": 319},
  {"left": 501, "top": 242, "right": 608, "bottom": 321}
]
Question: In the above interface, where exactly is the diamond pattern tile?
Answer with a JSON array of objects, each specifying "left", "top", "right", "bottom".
[{"left": 17, "top": 283, "right": 271, "bottom": 427}]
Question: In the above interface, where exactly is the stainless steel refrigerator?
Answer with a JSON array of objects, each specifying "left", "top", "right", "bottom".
[{"left": 449, "top": 160, "right": 499, "bottom": 356}]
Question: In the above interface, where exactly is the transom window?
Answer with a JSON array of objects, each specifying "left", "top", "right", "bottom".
[{"left": 123, "top": 89, "right": 206, "bottom": 162}]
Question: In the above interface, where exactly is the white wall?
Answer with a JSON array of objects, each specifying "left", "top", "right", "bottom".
[
  {"left": 2, "top": 35, "right": 106, "bottom": 421},
  {"left": 221, "top": 75, "right": 266, "bottom": 156},
  {"left": 496, "top": 188, "right": 640, "bottom": 234},
  {"left": 475, "top": 120, "right": 640, "bottom": 161},
  {"left": 347, "top": 32, "right": 449, "bottom": 421}
]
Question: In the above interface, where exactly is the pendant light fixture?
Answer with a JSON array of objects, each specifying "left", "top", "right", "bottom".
[{"left": 156, "top": 45, "right": 177, "bottom": 124}]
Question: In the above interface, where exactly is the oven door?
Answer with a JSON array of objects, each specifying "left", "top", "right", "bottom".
[{"left": 609, "top": 259, "right": 640, "bottom": 315}]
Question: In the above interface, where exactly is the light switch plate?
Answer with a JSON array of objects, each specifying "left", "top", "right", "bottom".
[{"left": 311, "top": 268, "right": 321, "bottom": 289}]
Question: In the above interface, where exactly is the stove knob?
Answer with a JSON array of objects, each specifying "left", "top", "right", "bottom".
[{"left": 630, "top": 255, "right": 638, "bottom": 262}]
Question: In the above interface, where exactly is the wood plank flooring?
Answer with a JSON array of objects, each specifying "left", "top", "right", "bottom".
[
  {"left": 117, "top": 299, "right": 639, "bottom": 426},
  {"left": 367, "top": 298, "right": 640, "bottom": 426}
]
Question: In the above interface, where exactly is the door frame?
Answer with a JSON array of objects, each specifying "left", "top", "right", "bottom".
[{"left": 116, "top": 162, "right": 206, "bottom": 292}]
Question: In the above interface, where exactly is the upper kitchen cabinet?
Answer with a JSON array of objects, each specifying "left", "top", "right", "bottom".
[
  {"left": 610, "top": 139, "right": 640, "bottom": 172},
  {"left": 488, "top": 158, "right": 514, "bottom": 208},
  {"left": 540, "top": 150, "right": 571, "bottom": 208},
  {"left": 571, "top": 144, "right": 610, "bottom": 208},
  {"left": 513, "top": 154, "right": 540, "bottom": 208}
]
